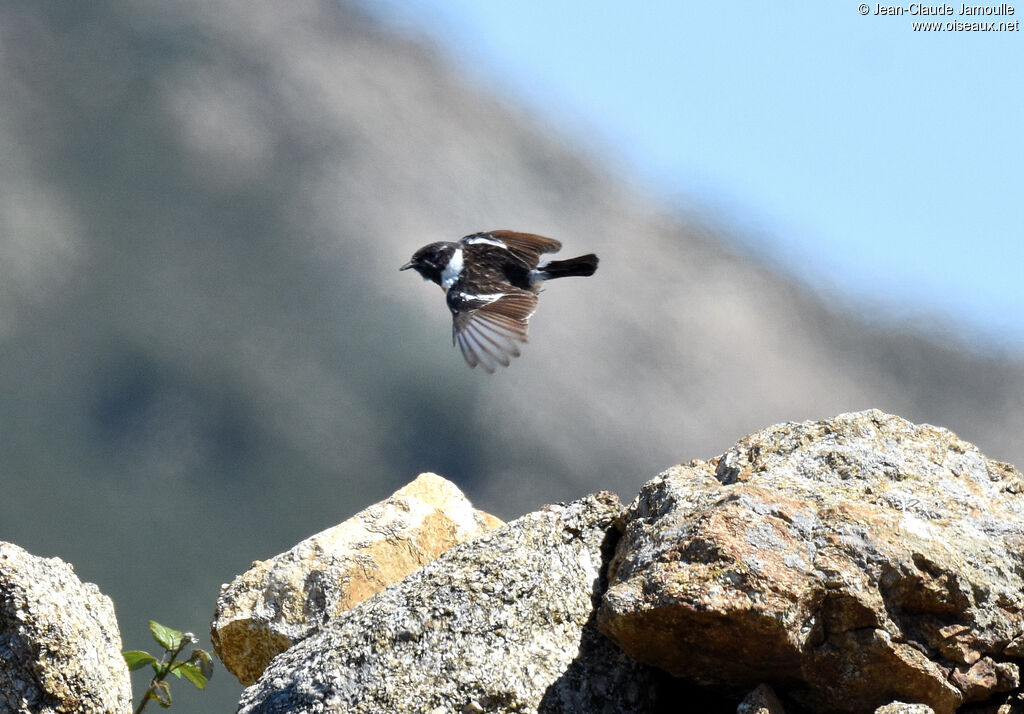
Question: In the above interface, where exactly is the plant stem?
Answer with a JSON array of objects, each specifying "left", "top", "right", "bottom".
[{"left": 133, "top": 639, "right": 189, "bottom": 714}]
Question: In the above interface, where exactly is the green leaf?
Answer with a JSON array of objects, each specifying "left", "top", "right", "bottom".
[
  {"left": 123, "top": 650, "right": 158, "bottom": 671},
  {"left": 177, "top": 662, "right": 208, "bottom": 690},
  {"left": 149, "top": 620, "right": 183, "bottom": 651},
  {"left": 189, "top": 649, "right": 214, "bottom": 680}
]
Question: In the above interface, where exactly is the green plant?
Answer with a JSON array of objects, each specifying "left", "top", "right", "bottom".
[{"left": 123, "top": 620, "right": 214, "bottom": 713}]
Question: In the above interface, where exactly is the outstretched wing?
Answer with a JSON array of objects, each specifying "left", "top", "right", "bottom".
[
  {"left": 462, "top": 230, "right": 562, "bottom": 269},
  {"left": 448, "top": 289, "right": 538, "bottom": 372}
]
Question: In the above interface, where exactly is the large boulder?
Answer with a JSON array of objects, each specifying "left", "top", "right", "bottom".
[
  {"left": 599, "top": 410, "right": 1024, "bottom": 713},
  {"left": 237, "top": 492, "right": 663, "bottom": 713},
  {"left": 212, "top": 472, "right": 503, "bottom": 685},
  {"left": 0, "top": 542, "right": 131, "bottom": 714}
]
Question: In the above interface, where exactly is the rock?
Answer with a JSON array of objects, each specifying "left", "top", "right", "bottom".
[
  {"left": 737, "top": 683, "right": 786, "bottom": 714},
  {"left": 1004, "top": 634, "right": 1024, "bottom": 657},
  {"left": 599, "top": 410, "right": 1024, "bottom": 714},
  {"left": 212, "top": 472, "right": 503, "bottom": 685},
  {"left": 951, "top": 657, "right": 1020, "bottom": 703},
  {"left": 874, "top": 703, "right": 936, "bottom": 714},
  {"left": 0, "top": 541, "right": 131, "bottom": 714},
  {"left": 978, "top": 691, "right": 1024, "bottom": 714},
  {"left": 237, "top": 492, "right": 663, "bottom": 713}
]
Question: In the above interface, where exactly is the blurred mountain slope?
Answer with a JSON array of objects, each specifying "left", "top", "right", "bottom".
[{"left": 1, "top": 1, "right": 1021, "bottom": 709}]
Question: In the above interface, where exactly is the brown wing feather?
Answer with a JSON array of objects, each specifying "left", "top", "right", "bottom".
[
  {"left": 452, "top": 291, "right": 538, "bottom": 372},
  {"left": 477, "top": 291, "right": 538, "bottom": 322},
  {"left": 480, "top": 230, "right": 562, "bottom": 267}
]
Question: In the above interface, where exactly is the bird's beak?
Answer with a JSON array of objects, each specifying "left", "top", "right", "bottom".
[{"left": 399, "top": 261, "right": 414, "bottom": 271}]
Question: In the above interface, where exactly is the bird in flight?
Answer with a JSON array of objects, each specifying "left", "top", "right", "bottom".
[{"left": 401, "top": 230, "right": 598, "bottom": 372}]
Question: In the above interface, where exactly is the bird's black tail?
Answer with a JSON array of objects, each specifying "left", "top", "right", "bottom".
[{"left": 538, "top": 254, "right": 599, "bottom": 280}]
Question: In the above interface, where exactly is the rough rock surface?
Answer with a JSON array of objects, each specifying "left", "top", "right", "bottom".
[
  {"left": 212, "top": 472, "right": 502, "bottom": 685},
  {"left": 237, "top": 492, "right": 662, "bottom": 713},
  {"left": 599, "top": 410, "right": 1024, "bottom": 714},
  {"left": 0, "top": 542, "right": 131, "bottom": 714},
  {"left": 736, "top": 683, "right": 786, "bottom": 714},
  {"left": 874, "top": 704, "right": 935, "bottom": 714}
]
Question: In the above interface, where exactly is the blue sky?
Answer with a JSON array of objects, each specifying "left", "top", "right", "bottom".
[{"left": 378, "top": 2, "right": 1023, "bottom": 352}]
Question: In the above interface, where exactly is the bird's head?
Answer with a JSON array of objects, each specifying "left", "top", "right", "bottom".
[{"left": 400, "top": 242, "right": 454, "bottom": 284}]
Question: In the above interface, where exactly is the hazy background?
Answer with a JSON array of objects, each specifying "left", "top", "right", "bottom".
[
  {"left": 0, "top": 2, "right": 1020, "bottom": 710},
  {"left": 382, "top": 1, "right": 1024, "bottom": 350}
]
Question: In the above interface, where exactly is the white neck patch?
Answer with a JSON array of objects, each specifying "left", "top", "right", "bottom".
[{"left": 441, "top": 248, "right": 463, "bottom": 290}]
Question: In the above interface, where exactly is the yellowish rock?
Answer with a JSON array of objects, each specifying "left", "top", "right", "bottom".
[{"left": 211, "top": 473, "right": 503, "bottom": 685}]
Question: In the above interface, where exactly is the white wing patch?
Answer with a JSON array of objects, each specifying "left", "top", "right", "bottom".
[
  {"left": 454, "top": 291, "right": 506, "bottom": 304},
  {"left": 464, "top": 236, "right": 507, "bottom": 249}
]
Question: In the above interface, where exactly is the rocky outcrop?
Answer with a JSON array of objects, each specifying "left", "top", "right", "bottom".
[
  {"left": 212, "top": 473, "right": 503, "bottom": 685},
  {"left": 224, "top": 410, "right": 1024, "bottom": 713},
  {"left": 0, "top": 542, "right": 131, "bottom": 714},
  {"left": 599, "top": 410, "right": 1024, "bottom": 713},
  {"left": 237, "top": 492, "right": 663, "bottom": 713}
]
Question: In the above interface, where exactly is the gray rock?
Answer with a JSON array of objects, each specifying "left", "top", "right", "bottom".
[
  {"left": 599, "top": 410, "right": 1024, "bottom": 714},
  {"left": 737, "top": 683, "right": 786, "bottom": 714},
  {"left": 0, "top": 542, "right": 131, "bottom": 714},
  {"left": 237, "top": 492, "right": 661, "bottom": 713},
  {"left": 212, "top": 472, "right": 502, "bottom": 685},
  {"left": 874, "top": 704, "right": 935, "bottom": 714}
]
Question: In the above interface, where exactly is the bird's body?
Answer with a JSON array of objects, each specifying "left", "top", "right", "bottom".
[{"left": 401, "top": 230, "right": 598, "bottom": 371}]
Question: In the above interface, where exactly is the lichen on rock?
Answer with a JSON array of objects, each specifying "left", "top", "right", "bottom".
[
  {"left": 237, "top": 491, "right": 663, "bottom": 713},
  {"left": 211, "top": 472, "right": 503, "bottom": 685},
  {"left": 0, "top": 542, "right": 131, "bottom": 714},
  {"left": 599, "top": 410, "right": 1024, "bottom": 714}
]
